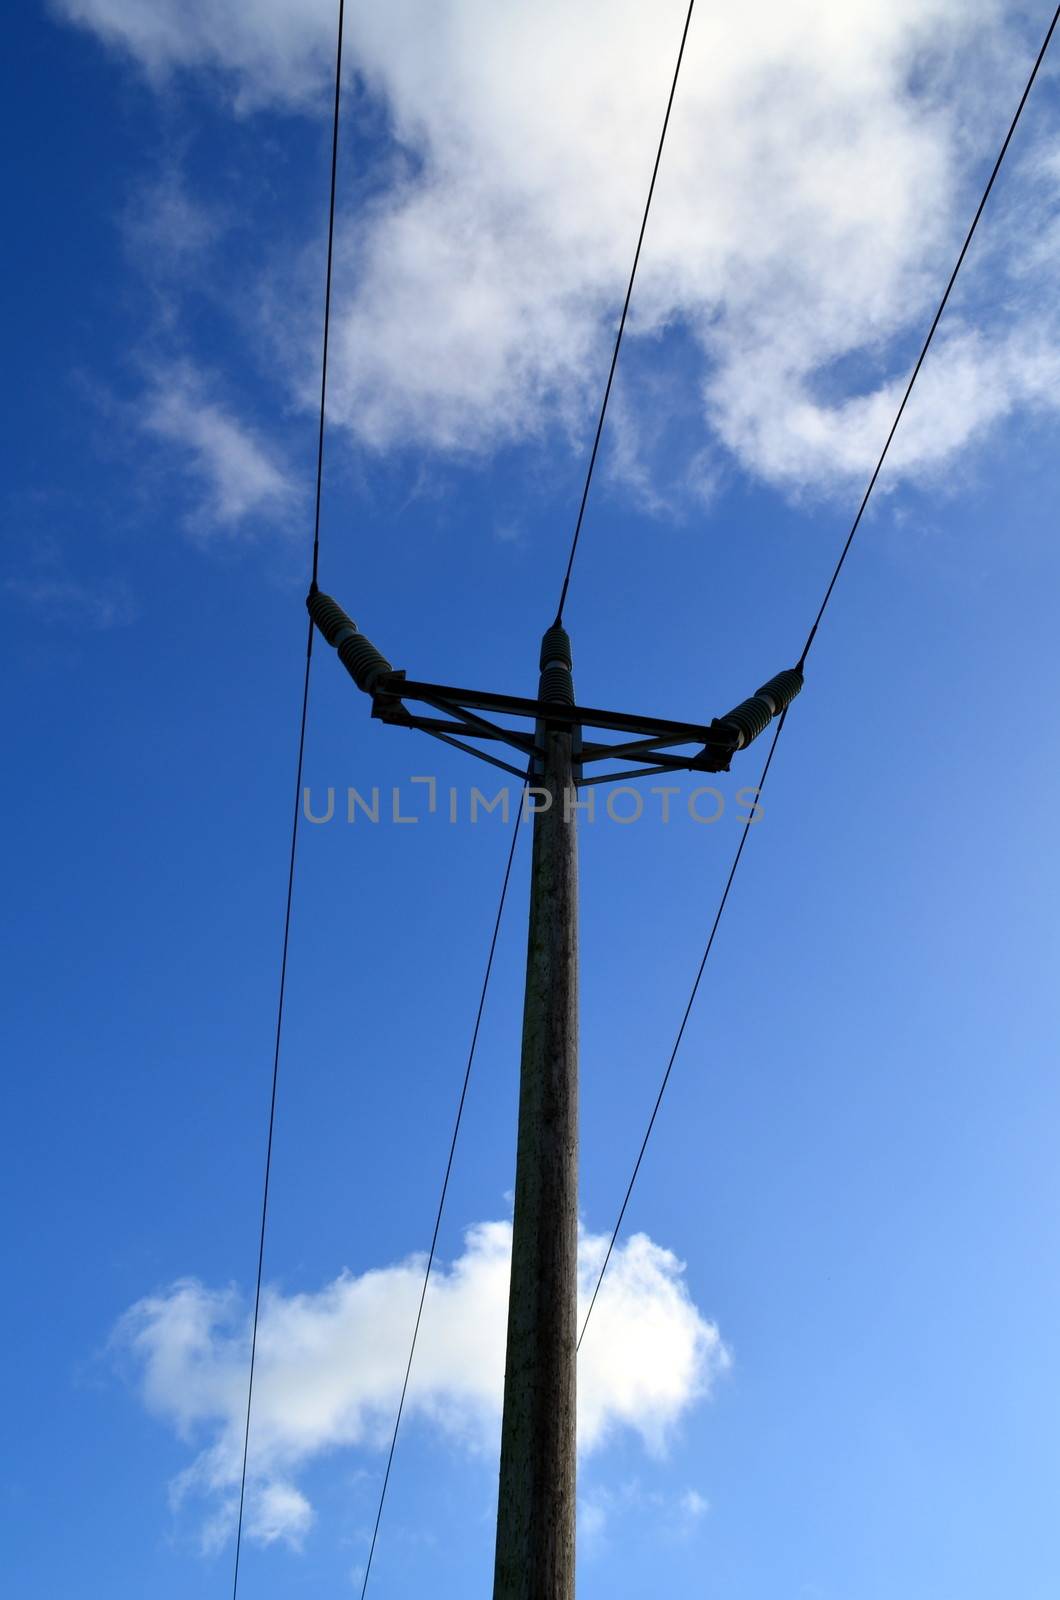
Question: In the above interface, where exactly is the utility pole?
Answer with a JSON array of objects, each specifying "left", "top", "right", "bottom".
[
  {"left": 493, "top": 627, "right": 579, "bottom": 1599},
  {"left": 306, "top": 586, "right": 802, "bottom": 1597}
]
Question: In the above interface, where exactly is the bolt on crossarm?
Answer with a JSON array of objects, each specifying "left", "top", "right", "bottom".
[{"left": 305, "top": 585, "right": 803, "bottom": 1597}]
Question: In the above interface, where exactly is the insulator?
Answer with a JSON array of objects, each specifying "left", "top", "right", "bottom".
[
  {"left": 306, "top": 589, "right": 393, "bottom": 694},
  {"left": 719, "top": 694, "right": 774, "bottom": 748},
  {"left": 538, "top": 624, "right": 575, "bottom": 705},
  {"left": 539, "top": 664, "right": 575, "bottom": 705},
  {"left": 539, "top": 624, "right": 573, "bottom": 671},
  {"left": 307, "top": 589, "right": 356, "bottom": 647},
  {"left": 717, "top": 665, "right": 803, "bottom": 749},
  {"left": 754, "top": 667, "right": 803, "bottom": 716},
  {"left": 337, "top": 632, "right": 393, "bottom": 694}
]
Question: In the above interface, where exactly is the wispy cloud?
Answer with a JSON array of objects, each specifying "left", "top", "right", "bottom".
[
  {"left": 139, "top": 361, "right": 299, "bottom": 536},
  {"left": 122, "top": 168, "right": 222, "bottom": 282},
  {"left": 54, "top": 0, "right": 1060, "bottom": 499},
  {"left": 5, "top": 573, "right": 138, "bottom": 629},
  {"left": 2, "top": 517, "right": 138, "bottom": 629},
  {"left": 114, "top": 1219, "right": 727, "bottom": 1551},
  {"left": 53, "top": 0, "right": 341, "bottom": 110},
  {"left": 680, "top": 1486, "right": 709, "bottom": 1519},
  {"left": 604, "top": 375, "right": 722, "bottom": 520},
  {"left": 579, "top": 1476, "right": 711, "bottom": 1555}
]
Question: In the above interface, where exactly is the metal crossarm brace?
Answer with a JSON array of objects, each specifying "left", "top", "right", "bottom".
[
  {"left": 370, "top": 672, "right": 745, "bottom": 783},
  {"left": 304, "top": 591, "right": 804, "bottom": 788}
]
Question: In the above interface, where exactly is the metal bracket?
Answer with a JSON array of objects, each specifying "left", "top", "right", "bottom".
[{"left": 368, "top": 672, "right": 738, "bottom": 787}]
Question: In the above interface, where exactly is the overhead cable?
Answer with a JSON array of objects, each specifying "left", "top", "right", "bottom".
[
  {"left": 231, "top": 3, "right": 347, "bottom": 1594},
  {"left": 554, "top": 0, "right": 697, "bottom": 625},
  {"left": 578, "top": 1, "right": 1060, "bottom": 1349}
]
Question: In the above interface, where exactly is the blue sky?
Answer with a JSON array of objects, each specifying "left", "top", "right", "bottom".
[{"left": 4, "top": 1, "right": 1060, "bottom": 1595}]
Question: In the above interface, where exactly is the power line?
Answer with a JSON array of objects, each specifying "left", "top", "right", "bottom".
[
  {"left": 554, "top": 0, "right": 696, "bottom": 625},
  {"left": 359, "top": 804, "right": 524, "bottom": 1599},
  {"left": 230, "top": 621, "right": 313, "bottom": 1600},
  {"left": 578, "top": 0, "right": 1060, "bottom": 1349},
  {"left": 357, "top": 7, "right": 703, "bottom": 1577},
  {"left": 798, "top": 1, "right": 1060, "bottom": 669},
  {"left": 578, "top": 715, "right": 785, "bottom": 1349},
  {"left": 310, "top": 0, "right": 348, "bottom": 592},
  {"left": 230, "top": 2, "right": 346, "bottom": 1594}
]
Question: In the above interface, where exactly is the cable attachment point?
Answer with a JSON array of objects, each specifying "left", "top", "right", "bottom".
[
  {"left": 538, "top": 623, "right": 575, "bottom": 706},
  {"left": 696, "top": 665, "right": 803, "bottom": 771},
  {"left": 307, "top": 589, "right": 393, "bottom": 695},
  {"left": 722, "top": 667, "right": 803, "bottom": 747}
]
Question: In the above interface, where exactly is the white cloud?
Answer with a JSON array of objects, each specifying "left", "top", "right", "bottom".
[
  {"left": 139, "top": 361, "right": 299, "bottom": 534},
  {"left": 680, "top": 1486, "right": 709, "bottom": 1519},
  {"left": 114, "top": 1220, "right": 727, "bottom": 1550},
  {"left": 708, "top": 324, "right": 1060, "bottom": 492},
  {"left": 580, "top": 1496, "right": 608, "bottom": 1544},
  {"left": 248, "top": 1481, "right": 314, "bottom": 1547},
  {"left": 53, "top": 0, "right": 339, "bottom": 108},
  {"left": 54, "top": 0, "right": 1060, "bottom": 497}
]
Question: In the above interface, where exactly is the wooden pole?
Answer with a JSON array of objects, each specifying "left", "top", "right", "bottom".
[{"left": 493, "top": 639, "right": 579, "bottom": 1600}]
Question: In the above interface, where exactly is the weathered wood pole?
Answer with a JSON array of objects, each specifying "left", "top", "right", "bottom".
[{"left": 493, "top": 627, "right": 579, "bottom": 1600}]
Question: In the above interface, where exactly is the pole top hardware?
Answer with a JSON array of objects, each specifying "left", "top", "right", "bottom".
[
  {"left": 539, "top": 624, "right": 573, "bottom": 672},
  {"left": 307, "top": 589, "right": 393, "bottom": 696},
  {"left": 538, "top": 623, "right": 575, "bottom": 709},
  {"left": 693, "top": 666, "right": 804, "bottom": 773},
  {"left": 307, "top": 587, "right": 801, "bottom": 789}
]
